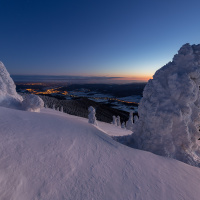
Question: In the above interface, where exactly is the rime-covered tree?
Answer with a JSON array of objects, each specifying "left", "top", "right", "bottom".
[
  {"left": 0, "top": 61, "right": 23, "bottom": 109},
  {"left": 134, "top": 115, "right": 138, "bottom": 123},
  {"left": 126, "top": 111, "right": 133, "bottom": 131},
  {"left": 132, "top": 43, "right": 200, "bottom": 166},
  {"left": 117, "top": 116, "right": 121, "bottom": 126},
  {"left": 88, "top": 106, "right": 98, "bottom": 126},
  {"left": 121, "top": 122, "right": 126, "bottom": 129},
  {"left": 22, "top": 94, "right": 44, "bottom": 112},
  {"left": 112, "top": 115, "right": 117, "bottom": 125}
]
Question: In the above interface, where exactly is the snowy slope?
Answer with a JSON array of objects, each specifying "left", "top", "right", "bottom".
[{"left": 1, "top": 107, "right": 200, "bottom": 200}]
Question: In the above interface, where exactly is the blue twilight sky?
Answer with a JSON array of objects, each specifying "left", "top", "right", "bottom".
[{"left": 1, "top": 0, "right": 200, "bottom": 81}]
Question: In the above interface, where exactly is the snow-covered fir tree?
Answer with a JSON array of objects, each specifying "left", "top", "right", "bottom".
[
  {"left": 22, "top": 94, "right": 44, "bottom": 112},
  {"left": 121, "top": 122, "right": 126, "bottom": 129},
  {"left": 132, "top": 43, "right": 200, "bottom": 167},
  {"left": 60, "top": 106, "right": 63, "bottom": 112},
  {"left": 134, "top": 115, "right": 138, "bottom": 123},
  {"left": 0, "top": 61, "right": 23, "bottom": 109},
  {"left": 88, "top": 106, "right": 98, "bottom": 126},
  {"left": 117, "top": 116, "right": 121, "bottom": 126},
  {"left": 112, "top": 115, "right": 117, "bottom": 125},
  {"left": 126, "top": 111, "right": 133, "bottom": 131}
]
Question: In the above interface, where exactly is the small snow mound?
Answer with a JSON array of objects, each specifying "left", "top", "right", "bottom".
[
  {"left": 132, "top": 43, "right": 200, "bottom": 166},
  {"left": 22, "top": 94, "right": 44, "bottom": 112},
  {"left": 0, "top": 61, "right": 23, "bottom": 109}
]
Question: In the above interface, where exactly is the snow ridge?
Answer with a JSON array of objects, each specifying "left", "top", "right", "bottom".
[{"left": 132, "top": 43, "right": 200, "bottom": 166}]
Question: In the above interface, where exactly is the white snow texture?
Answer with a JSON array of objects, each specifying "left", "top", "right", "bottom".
[{"left": 133, "top": 43, "right": 200, "bottom": 166}]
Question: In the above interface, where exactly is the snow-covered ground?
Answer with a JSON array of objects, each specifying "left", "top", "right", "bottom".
[{"left": 1, "top": 106, "right": 200, "bottom": 200}]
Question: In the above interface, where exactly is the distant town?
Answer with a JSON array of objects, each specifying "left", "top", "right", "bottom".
[{"left": 16, "top": 82, "right": 146, "bottom": 113}]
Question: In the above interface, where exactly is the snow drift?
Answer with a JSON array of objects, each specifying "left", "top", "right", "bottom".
[
  {"left": 1, "top": 106, "right": 200, "bottom": 200},
  {"left": 132, "top": 43, "right": 200, "bottom": 166}
]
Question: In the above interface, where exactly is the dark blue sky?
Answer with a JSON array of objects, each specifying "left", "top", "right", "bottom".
[{"left": 1, "top": 0, "right": 200, "bottom": 81}]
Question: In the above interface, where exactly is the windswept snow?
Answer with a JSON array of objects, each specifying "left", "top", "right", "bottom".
[{"left": 0, "top": 106, "right": 200, "bottom": 200}]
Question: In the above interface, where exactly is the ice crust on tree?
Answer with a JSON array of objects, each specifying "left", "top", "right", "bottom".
[
  {"left": 132, "top": 43, "right": 200, "bottom": 166},
  {"left": 22, "top": 94, "right": 44, "bottom": 112},
  {"left": 88, "top": 106, "right": 98, "bottom": 126},
  {"left": 0, "top": 61, "right": 23, "bottom": 108}
]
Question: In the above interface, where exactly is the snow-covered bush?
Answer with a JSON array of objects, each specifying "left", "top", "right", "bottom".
[
  {"left": 0, "top": 61, "right": 23, "bottom": 109},
  {"left": 22, "top": 94, "right": 44, "bottom": 112},
  {"left": 132, "top": 43, "right": 200, "bottom": 166},
  {"left": 126, "top": 111, "right": 133, "bottom": 131},
  {"left": 88, "top": 106, "right": 98, "bottom": 126},
  {"left": 117, "top": 116, "right": 121, "bottom": 126},
  {"left": 112, "top": 115, "right": 117, "bottom": 125}
]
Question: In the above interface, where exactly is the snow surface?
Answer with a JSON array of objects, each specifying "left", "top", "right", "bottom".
[
  {"left": 132, "top": 43, "right": 200, "bottom": 167},
  {"left": 1, "top": 106, "right": 200, "bottom": 200}
]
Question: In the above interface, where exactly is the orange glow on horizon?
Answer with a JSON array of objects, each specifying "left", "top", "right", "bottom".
[{"left": 110, "top": 75, "right": 152, "bottom": 82}]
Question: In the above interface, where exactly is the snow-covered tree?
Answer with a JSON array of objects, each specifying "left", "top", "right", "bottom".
[
  {"left": 52, "top": 104, "right": 55, "bottom": 110},
  {"left": 22, "top": 94, "right": 44, "bottom": 112},
  {"left": 121, "top": 122, "right": 126, "bottom": 129},
  {"left": 0, "top": 61, "right": 23, "bottom": 109},
  {"left": 126, "top": 111, "right": 134, "bottom": 131},
  {"left": 112, "top": 115, "right": 117, "bottom": 125},
  {"left": 60, "top": 106, "right": 63, "bottom": 112},
  {"left": 88, "top": 106, "right": 98, "bottom": 126},
  {"left": 134, "top": 115, "right": 138, "bottom": 123},
  {"left": 132, "top": 43, "right": 200, "bottom": 166},
  {"left": 117, "top": 116, "right": 121, "bottom": 126},
  {"left": 56, "top": 107, "right": 59, "bottom": 111}
]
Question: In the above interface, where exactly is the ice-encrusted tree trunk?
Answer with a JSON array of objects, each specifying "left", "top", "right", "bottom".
[
  {"left": 0, "top": 61, "right": 23, "bottom": 109},
  {"left": 88, "top": 106, "right": 98, "bottom": 126},
  {"left": 126, "top": 111, "right": 134, "bottom": 131},
  {"left": 112, "top": 115, "right": 117, "bottom": 125},
  {"left": 132, "top": 43, "right": 200, "bottom": 167},
  {"left": 117, "top": 116, "right": 121, "bottom": 126}
]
